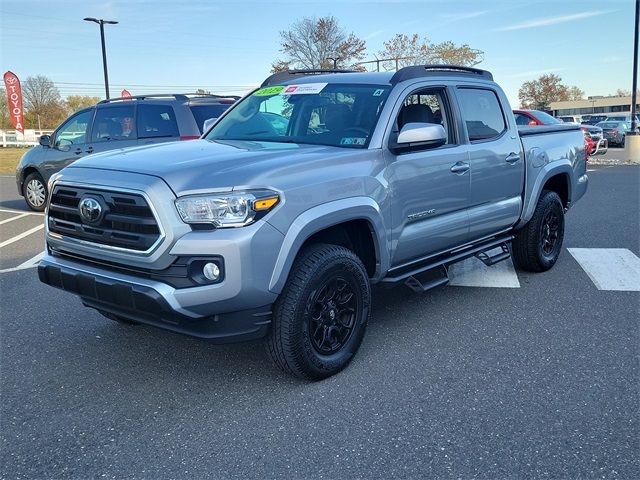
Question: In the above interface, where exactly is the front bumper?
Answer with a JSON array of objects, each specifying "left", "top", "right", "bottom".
[{"left": 38, "top": 255, "right": 273, "bottom": 342}]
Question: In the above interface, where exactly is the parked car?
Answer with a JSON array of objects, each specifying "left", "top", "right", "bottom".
[
  {"left": 15, "top": 93, "right": 238, "bottom": 211},
  {"left": 606, "top": 114, "right": 639, "bottom": 123},
  {"left": 513, "top": 109, "right": 562, "bottom": 126},
  {"left": 580, "top": 125, "right": 607, "bottom": 156},
  {"left": 38, "top": 66, "right": 588, "bottom": 380},
  {"left": 558, "top": 115, "right": 582, "bottom": 124},
  {"left": 596, "top": 121, "right": 631, "bottom": 147},
  {"left": 581, "top": 115, "right": 608, "bottom": 125}
]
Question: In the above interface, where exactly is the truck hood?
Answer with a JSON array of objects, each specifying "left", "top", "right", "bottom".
[{"left": 69, "top": 139, "right": 362, "bottom": 196}]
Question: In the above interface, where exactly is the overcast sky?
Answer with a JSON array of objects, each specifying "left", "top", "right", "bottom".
[{"left": 0, "top": 0, "right": 636, "bottom": 106}]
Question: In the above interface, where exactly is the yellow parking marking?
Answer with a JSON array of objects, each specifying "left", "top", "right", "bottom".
[
  {"left": 0, "top": 213, "right": 30, "bottom": 225},
  {"left": 0, "top": 252, "right": 45, "bottom": 273},
  {"left": 0, "top": 224, "right": 44, "bottom": 248}
]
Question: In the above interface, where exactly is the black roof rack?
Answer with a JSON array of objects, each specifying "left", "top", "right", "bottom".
[
  {"left": 98, "top": 93, "right": 240, "bottom": 104},
  {"left": 390, "top": 64, "right": 493, "bottom": 84},
  {"left": 261, "top": 69, "right": 356, "bottom": 87}
]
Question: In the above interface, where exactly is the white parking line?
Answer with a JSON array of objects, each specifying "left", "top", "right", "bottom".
[
  {"left": 568, "top": 248, "right": 640, "bottom": 291},
  {"left": 0, "top": 224, "right": 44, "bottom": 248},
  {"left": 0, "top": 251, "right": 44, "bottom": 273},
  {"left": 448, "top": 249, "right": 521, "bottom": 288},
  {"left": 0, "top": 208, "right": 44, "bottom": 217},
  {"left": 0, "top": 213, "right": 30, "bottom": 225}
]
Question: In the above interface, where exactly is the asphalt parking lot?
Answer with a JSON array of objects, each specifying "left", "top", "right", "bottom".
[{"left": 1, "top": 163, "right": 639, "bottom": 479}]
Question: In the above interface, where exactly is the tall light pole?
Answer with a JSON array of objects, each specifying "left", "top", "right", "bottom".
[
  {"left": 630, "top": 0, "right": 639, "bottom": 134},
  {"left": 83, "top": 17, "right": 118, "bottom": 99}
]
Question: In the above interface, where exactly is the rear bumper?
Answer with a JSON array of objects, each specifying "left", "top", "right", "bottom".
[{"left": 38, "top": 256, "right": 272, "bottom": 343}]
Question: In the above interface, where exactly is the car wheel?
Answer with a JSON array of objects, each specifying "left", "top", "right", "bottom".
[
  {"left": 512, "top": 190, "right": 565, "bottom": 272},
  {"left": 23, "top": 172, "right": 47, "bottom": 212},
  {"left": 266, "top": 243, "right": 371, "bottom": 380}
]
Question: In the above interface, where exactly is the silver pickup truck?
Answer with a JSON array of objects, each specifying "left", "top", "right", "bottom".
[{"left": 38, "top": 66, "right": 588, "bottom": 380}]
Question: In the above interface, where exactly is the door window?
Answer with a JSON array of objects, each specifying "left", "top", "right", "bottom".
[
  {"left": 92, "top": 105, "right": 137, "bottom": 142},
  {"left": 395, "top": 88, "right": 454, "bottom": 146},
  {"left": 457, "top": 88, "right": 507, "bottom": 141},
  {"left": 137, "top": 104, "right": 180, "bottom": 139},
  {"left": 54, "top": 110, "right": 92, "bottom": 147}
]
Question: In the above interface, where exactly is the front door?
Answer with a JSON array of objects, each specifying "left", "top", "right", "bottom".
[
  {"left": 41, "top": 108, "right": 94, "bottom": 181},
  {"left": 385, "top": 86, "right": 470, "bottom": 266}
]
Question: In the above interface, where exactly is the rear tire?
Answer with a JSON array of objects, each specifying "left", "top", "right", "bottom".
[
  {"left": 512, "top": 190, "right": 565, "bottom": 272},
  {"left": 23, "top": 172, "right": 47, "bottom": 212},
  {"left": 266, "top": 243, "right": 371, "bottom": 380}
]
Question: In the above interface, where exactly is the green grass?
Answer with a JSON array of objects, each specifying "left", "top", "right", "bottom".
[{"left": 0, "top": 148, "right": 28, "bottom": 174}]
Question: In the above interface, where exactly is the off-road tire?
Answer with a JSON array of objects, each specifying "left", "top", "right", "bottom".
[
  {"left": 23, "top": 172, "right": 47, "bottom": 212},
  {"left": 512, "top": 190, "right": 565, "bottom": 272},
  {"left": 266, "top": 243, "right": 371, "bottom": 380}
]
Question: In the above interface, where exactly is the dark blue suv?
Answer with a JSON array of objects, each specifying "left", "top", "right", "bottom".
[{"left": 16, "top": 93, "right": 237, "bottom": 210}]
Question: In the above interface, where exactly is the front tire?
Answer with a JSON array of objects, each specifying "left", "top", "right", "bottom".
[
  {"left": 512, "top": 190, "right": 565, "bottom": 272},
  {"left": 266, "top": 244, "right": 371, "bottom": 380},
  {"left": 23, "top": 172, "right": 47, "bottom": 212}
]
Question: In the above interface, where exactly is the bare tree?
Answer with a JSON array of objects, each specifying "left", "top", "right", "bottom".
[
  {"left": 272, "top": 16, "right": 366, "bottom": 72},
  {"left": 22, "top": 75, "right": 61, "bottom": 115},
  {"left": 567, "top": 86, "right": 585, "bottom": 101},
  {"left": 0, "top": 88, "right": 12, "bottom": 129},
  {"left": 377, "top": 34, "right": 483, "bottom": 71},
  {"left": 65, "top": 95, "right": 100, "bottom": 114}
]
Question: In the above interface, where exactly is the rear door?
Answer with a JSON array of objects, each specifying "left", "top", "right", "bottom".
[
  {"left": 136, "top": 103, "right": 181, "bottom": 145},
  {"left": 87, "top": 104, "right": 138, "bottom": 155},
  {"left": 455, "top": 86, "right": 524, "bottom": 240}
]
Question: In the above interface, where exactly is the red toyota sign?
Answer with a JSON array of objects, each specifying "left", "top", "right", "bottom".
[
  {"left": 3, "top": 71, "right": 24, "bottom": 134},
  {"left": 121, "top": 89, "right": 132, "bottom": 99}
]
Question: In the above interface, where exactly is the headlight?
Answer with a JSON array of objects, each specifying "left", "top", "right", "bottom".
[{"left": 175, "top": 191, "right": 279, "bottom": 227}]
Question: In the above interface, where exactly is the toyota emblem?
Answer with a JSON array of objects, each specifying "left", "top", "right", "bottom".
[{"left": 78, "top": 197, "right": 103, "bottom": 224}]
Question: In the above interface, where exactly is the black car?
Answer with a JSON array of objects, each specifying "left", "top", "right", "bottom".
[
  {"left": 581, "top": 114, "right": 608, "bottom": 125},
  {"left": 596, "top": 121, "right": 631, "bottom": 147},
  {"left": 16, "top": 93, "right": 238, "bottom": 211}
]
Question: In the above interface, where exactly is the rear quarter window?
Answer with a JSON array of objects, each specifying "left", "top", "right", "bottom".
[
  {"left": 457, "top": 88, "right": 507, "bottom": 141},
  {"left": 190, "top": 104, "right": 233, "bottom": 133},
  {"left": 137, "top": 104, "right": 179, "bottom": 139}
]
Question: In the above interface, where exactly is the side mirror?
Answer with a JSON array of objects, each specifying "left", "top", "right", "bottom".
[
  {"left": 39, "top": 135, "right": 51, "bottom": 147},
  {"left": 391, "top": 123, "right": 447, "bottom": 154},
  {"left": 202, "top": 117, "right": 218, "bottom": 132}
]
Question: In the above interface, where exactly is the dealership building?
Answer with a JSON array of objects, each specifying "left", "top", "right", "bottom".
[{"left": 549, "top": 95, "right": 639, "bottom": 117}]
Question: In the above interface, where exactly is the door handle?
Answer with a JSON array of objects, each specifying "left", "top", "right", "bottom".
[
  {"left": 505, "top": 153, "right": 521, "bottom": 164},
  {"left": 74, "top": 148, "right": 82, "bottom": 155},
  {"left": 450, "top": 162, "right": 470, "bottom": 174},
  {"left": 85, "top": 146, "right": 94, "bottom": 154}
]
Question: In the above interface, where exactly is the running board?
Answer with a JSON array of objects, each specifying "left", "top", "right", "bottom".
[
  {"left": 475, "top": 243, "right": 511, "bottom": 266},
  {"left": 382, "top": 234, "right": 514, "bottom": 289},
  {"left": 404, "top": 265, "right": 449, "bottom": 293}
]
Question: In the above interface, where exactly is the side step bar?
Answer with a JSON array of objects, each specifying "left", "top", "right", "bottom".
[{"left": 382, "top": 234, "right": 514, "bottom": 292}]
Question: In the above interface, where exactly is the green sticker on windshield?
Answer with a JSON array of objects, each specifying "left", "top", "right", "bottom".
[{"left": 253, "top": 86, "right": 285, "bottom": 97}]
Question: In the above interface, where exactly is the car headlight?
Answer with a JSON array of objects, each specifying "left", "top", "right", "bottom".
[{"left": 174, "top": 191, "right": 279, "bottom": 227}]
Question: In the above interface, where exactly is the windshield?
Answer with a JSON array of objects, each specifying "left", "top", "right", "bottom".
[
  {"left": 598, "top": 122, "right": 619, "bottom": 129},
  {"left": 205, "top": 83, "right": 391, "bottom": 148},
  {"left": 533, "top": 111, "right": 562, "bottom": 124}
]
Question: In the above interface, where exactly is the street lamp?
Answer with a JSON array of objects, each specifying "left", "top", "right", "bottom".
[{"left": 83, "top": 17, "right": 118, "bottom": 99}]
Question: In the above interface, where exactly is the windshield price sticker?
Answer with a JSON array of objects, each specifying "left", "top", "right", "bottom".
[
  {"left": 282, "top": 83, "right": 328, "bottom": 95},
  {"left": 253, "top": 86, "right": 286, "bottom": 96}
]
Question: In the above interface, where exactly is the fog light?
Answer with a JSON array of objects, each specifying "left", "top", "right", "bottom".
[{"left": 203, "top": 262, "right": 220, "bottom": 281}]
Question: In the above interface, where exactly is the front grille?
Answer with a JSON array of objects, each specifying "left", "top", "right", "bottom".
[{"left": 48, "top": 185, "right": 161, "bottom": 252}]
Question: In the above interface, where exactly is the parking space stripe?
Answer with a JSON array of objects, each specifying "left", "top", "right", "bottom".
[
  {"left": 568, "top": 248, "right": 640, "bottom": 292},
  {"left": 0, "top": 213, "right": 30, "bottom": 225},
  {"left": 0, "top": 224, "right": 44, "bottom": 248},
  {"left": 0, "top": 251, "right": 45, "bottom": 274},
  {"left": 0, "top": 208, "right": 44, "bottom": 217},
  {"left": 448, "top": 250, "right": 521, "bottom": 288}
]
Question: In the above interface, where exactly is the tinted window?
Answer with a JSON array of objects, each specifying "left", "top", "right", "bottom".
[
  {"left": 137, "top": 104, "right": 179, "bottom": 139},
  {"left": 457, "top": 88, "right": 506, "bottom": 141},
  {"left": 190, "top": 104, "right": 233, "bottom": 133},
  {"left": 55, "top": 110, "right": 92, "bottom": 147},
  {"left": 92, "top": 105, "right": 136, "bottom": 142},
  {"left": 514, "top": 113, "right": 532, "bottom": 126}
]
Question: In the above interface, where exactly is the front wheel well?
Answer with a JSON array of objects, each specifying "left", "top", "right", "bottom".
[
  {"left": 542, "top": 173, "right": 569, "bottom": 207},
  {"left": 301, "top": 220, "right": 379, "bottom": 278}
]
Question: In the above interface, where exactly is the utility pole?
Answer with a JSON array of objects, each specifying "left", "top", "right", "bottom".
[
  {"left": 630, "top": 0, "right": 639, "bottom": 134},
  {"left": 84, "top": 17, "right": 118, "bottom": 99}
]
